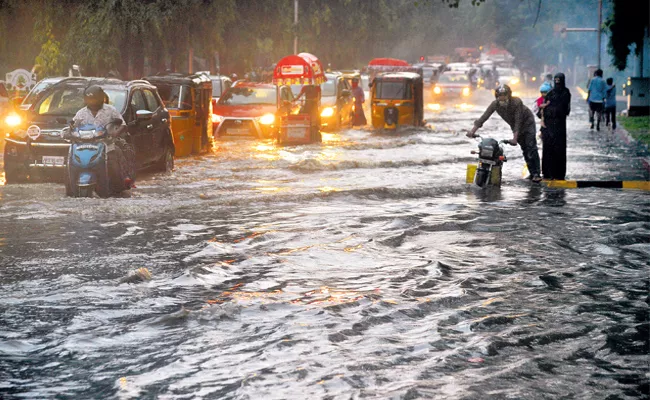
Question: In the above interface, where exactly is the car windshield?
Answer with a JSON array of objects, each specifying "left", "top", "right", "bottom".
[
  {"left": 211, "top": 79, "right": 222, "bottom": 97},
  {"left": 375, "top": 81, "right": 411, "bottom": 100},
  {"left": 156, "top": 84, "right": 193, "bottom": 110},
  {"left": 22, "top": 80, "right": 57, "bottom": 106},
  {"left": 439, "top": 74, "right": 468, "bottom": 83},
  {"left": 219, "top": 87, "right": 276, "bottom": 106},
  {"left": 35, "top": 86, "right": 127, "bottom": 116},
  {"left": 320, "top": 79, "right": 336, "bottom": 97}
]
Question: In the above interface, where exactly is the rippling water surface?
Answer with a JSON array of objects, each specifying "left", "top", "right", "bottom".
[{"left": 0, "top": 95, "right": 648, "bottom": 399}]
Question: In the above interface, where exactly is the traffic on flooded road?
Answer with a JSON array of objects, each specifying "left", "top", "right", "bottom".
[
  {"left": 1, "top": 90, "right": 648, "bottom": 398},
  {"left": 2, "top": 1, "right": 649, "bottom": 398}
]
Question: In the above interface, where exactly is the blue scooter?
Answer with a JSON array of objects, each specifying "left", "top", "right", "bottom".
[{"left": 64, "top": 122, "right": 129, "bottom": 198}]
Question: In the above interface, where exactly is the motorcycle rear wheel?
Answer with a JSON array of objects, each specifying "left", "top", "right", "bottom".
[
  {"left": 474, "top": 167, "right": 490, "bottom": 188},
  {"left": 77, "top": 186, "right": 93, "bottom": 198}
]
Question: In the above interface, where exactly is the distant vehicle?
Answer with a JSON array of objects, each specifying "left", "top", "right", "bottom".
[
  {"left": 209, "top": 74, "right": 232, "bottom": 104},
  {"left": 413, "top": 63, "right": 440, "bottom": 85},
  {"left": 319, "top": 72, "right": 354, "bottom": 131},
  {"left": 496, "top": 67, "right": 521, "bottom": 87},
  {"left": 3, "top": 77, "right": 174, "bottom": 183},
  {"left": 432, "top": 72, "right": 472, "bottom": 99},
  {"left": 212, "top": 82, "right": 297, "bottom": 139},
  {"left": 446, "top": 62, "right": 472, "bottom": 73},
  {"left": 144, "top": 73, "right": 213, "bottom": 156}
]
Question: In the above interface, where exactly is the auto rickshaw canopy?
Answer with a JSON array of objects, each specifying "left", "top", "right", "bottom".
[
  {"left": 143, "top": 72, "right": 212, "bottom": 89},
  {"left": 368, "top": 58, "right": 410, "bottom": 67},
  {"left": 273, "top": 53, "right": 327, "bottom": 86}
]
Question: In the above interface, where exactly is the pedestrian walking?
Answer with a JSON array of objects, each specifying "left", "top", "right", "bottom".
[
  {"left": 604, "top": 77, "right": 617, "bottom": 131},
  {"left": 587, "top": 69, "right": 606, "bottom": 131},
  {"left": 542, "top": 73, "right": 572, "bottom": 180}
]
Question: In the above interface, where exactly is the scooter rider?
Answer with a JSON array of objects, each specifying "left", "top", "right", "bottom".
[
  {"left": 467, "top": 84, "right": 542, "bottom": 182},
  {"left": 72, "top": 85, "right": 136, "bottom": 188}
]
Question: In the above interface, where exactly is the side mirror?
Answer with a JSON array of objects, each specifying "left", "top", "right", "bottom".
[{"left": 136, "top": 110, "right": 153, "bottom": 120}]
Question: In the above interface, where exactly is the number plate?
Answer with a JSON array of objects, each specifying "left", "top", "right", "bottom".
[
  {"left": 287, "top": 127, "right": 308, "bottom": 138},
  {"left": 227, "top": 128, "right": 250, "bottom": 135},
  {"left": 42, "top": 156, "right": 65, "bottom": 166}
]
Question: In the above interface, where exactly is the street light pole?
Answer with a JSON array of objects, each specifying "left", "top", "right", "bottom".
[
  {"left": 293, "top": 0, "right": 298, "bottom": 54},
  {"left": 597, "top": 0, "right": 602, "bottom": 69}
]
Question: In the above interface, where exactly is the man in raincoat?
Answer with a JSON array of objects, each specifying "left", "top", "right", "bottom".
[
  {"left": 351, "top": 77, "right": 366, "bottom": 126},
  {"left": 467, "top": 84, "right": 542, "bottom": 182}
]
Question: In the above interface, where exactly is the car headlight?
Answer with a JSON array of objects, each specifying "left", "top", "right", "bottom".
[
  {"left": 433, "top": 86, "right": 442, "bottom": 94},
  {"left": 321, "top": 107, "right": 335, "bottom": 117},
  {"left": 212, "top": 114, "right": 224, "bottom": 123},
  {"left": 259, "top": 113, "right": 275, "bottom": 125},
  {"left": 462, "top": 87, "right": 470, "bottom": 96},
  {"left": 510, "top": 78, "right": 519, "bottom": 85},
  {"left": 4, "top": 114, "right": 21, "bottom": 127}
]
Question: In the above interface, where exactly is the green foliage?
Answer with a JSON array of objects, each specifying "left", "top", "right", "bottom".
[
  {"left": 605, "top": 0, "right": 649, "bottom": 71},
  {"left": 34, "top": 17, "right": 66, "bottom": 76},
  {"left": 1, "top": 0, "right": 643, "bottom": 79},
  {"left": 619, "top": 115, "right": 650, "bottom": 146}
]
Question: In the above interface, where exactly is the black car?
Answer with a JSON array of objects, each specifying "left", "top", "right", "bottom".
[{"left": 3, "top": 77, "right": 175, "bottom": 183}]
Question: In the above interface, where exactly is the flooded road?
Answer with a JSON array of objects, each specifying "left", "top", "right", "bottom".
[{"left": 1, "top": 93, "right": 648, "bottom": 399}]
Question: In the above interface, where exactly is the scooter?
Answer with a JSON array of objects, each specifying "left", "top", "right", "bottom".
[
  {"left": 471, "top": 135, "right": 508, "bottom": 188},
  {"left": 63, "top": 122, "right": 129, "bottom": 198}
]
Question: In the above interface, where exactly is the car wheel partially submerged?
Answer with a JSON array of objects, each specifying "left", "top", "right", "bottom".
[{"left": 157, "top": 145, "right": 174, "bottom": 173}]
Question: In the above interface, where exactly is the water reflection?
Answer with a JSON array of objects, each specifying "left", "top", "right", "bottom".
[
  {"left": 470, "top": 186, "right": 503, "bottom": 202},
  {"left": 542, "top": 188, "right": 567, "bottom": 207}
]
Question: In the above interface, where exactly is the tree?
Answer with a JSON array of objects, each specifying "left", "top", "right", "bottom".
[{"left": 606, "top": 0, "right": 649, "bottom": 71}]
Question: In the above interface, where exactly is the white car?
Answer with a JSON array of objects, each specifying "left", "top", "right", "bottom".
[{"left": 496, "top": 67, "right": 521, "bottom": 87}]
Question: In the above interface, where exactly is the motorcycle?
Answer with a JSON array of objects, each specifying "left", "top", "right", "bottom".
[
  {"left": 471, "top": 135, "right": 508, "bottom": 188},
  {"left": 63, "top": 121, "right": 130, "bottom": 198}
]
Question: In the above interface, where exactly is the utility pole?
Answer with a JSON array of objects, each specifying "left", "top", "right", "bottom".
[
  {"left": 597, "top": 0, "right": 602, "bottom": 69},
  {"left": 293, "top": 0, "right": 299, "bottom": 54},
  {"left": 561, "top": 0, "right": 604, "bottom": 69}
]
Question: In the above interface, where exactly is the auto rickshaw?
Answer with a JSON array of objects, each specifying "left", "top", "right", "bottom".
[
  {"left": 143, "top": 73, "right": 212, "bottom": 156},
  {"left": 367, "top": 58, "right": 424, "bottom": 129},
  {"left": 273, "top": 52, "right": 327, "bottom": 145}
]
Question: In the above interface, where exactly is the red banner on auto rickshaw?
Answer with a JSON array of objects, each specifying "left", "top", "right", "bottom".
[{"left": 273, "top": 53, "right": 327, "bottom": 86}]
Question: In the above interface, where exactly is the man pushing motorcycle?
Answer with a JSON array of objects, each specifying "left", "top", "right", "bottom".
[
  {"left": 72, "top": 85, "right": 136, "bottom": 188},
  {"left": 467, "top": 84, "right": 542, "bottom": 183}
]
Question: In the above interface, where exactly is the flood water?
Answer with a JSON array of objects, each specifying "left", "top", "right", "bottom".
[{"left": 0, "top": 93, "right": 648, "bottom": 399}]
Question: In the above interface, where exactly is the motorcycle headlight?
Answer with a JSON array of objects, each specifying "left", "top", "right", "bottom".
[
  {"left": 462, "top": 87, "right": 471, "bottom": 96},
  {"left": 212, "top": 114, "right": 224, "bottom": 123},
  {"left": 321, "top": 107, "right": 335, "bottom": 117},
  {"left": 4, "top": 114, "right": 21, "bottom": 127},
  {"left": 259, "top": 113, "right": 275, "bottom": 125},
  {"left": 510, "top": 78, "right": 519, "bottom": 85},
  {"left": 433, "top": 86, "right": 442, "bottom": 94}
]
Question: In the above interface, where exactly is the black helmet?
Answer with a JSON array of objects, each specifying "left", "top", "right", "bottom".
[
  {"left": 494, "top": 84, "right": 512, "bottom": 99},
  {"left": 84, "top": 85, "right": 106, "bottom": 109}
]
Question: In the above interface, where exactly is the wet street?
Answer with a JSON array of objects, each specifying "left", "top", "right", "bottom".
[{"left": 0, "top": 92, "right": 648, "bottom": 399}]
